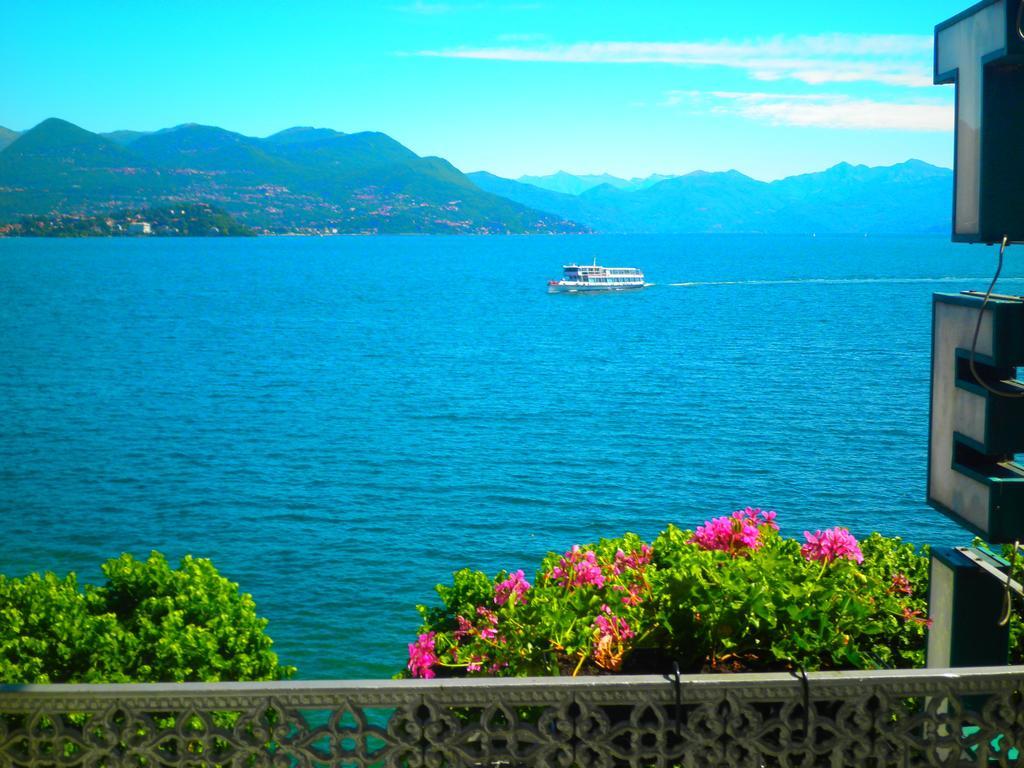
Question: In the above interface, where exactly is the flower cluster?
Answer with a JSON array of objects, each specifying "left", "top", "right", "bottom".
[
  {"left": 593, "top": 604, "right": 634, "bottom": 641},
  {"left": 592, "top": 604, "right": 635, "bottom": 671},
  {"left": 550, "top": 545, "right": 605, "bottom": 589},
  {"left": 454, "top": 615, "right": 474, "bottom": 642},
  {"left": 613, "top": 544, "right": 653, "bottom": 575},
  {"left": 407, "top": 632, "right": 438, "bottom": 679},
  {"left": 476, "top": 605, "right": 499, "bottom": 640},
  {"left": 801, "top": 528, "right": 863, "bottom": 564},
  {"left": 690, "top": 507, "right": 778, "bottom": 556},
  {"left": 444, "top": 606, "right": 504, "bottom": 674},
  {"left": 613, "top": 582, "right": 646, "bottom": 607},
  {"left": 494, "top": 569, "right": 531, "bottom": 606},
  {"left": 606, "top": 544, "right": 653, "bottom": 607},
  {"left": 407, "top": 511, "right": 933, "bottom": 679}
]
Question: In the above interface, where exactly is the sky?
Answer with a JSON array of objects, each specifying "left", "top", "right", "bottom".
[{"left": 0, "top": 1, "right": 972, "bottom": 181}]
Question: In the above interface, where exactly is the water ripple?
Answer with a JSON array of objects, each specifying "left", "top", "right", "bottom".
[{"left": 0, "top": 233, "right": 1006, "bottom": 678}]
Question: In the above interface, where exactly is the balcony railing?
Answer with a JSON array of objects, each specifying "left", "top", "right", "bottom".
[{"left": 1, "top": 665, "right": 1023, "bottom": 766}]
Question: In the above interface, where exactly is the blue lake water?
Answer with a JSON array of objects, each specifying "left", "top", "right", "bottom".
[{"left": 1, "top": 233, "right": 1020, "bottom": 679}]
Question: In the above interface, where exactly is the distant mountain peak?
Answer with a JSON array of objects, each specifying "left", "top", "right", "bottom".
[
  {"left": 518, "top": 171, "right": 635, "bottom": 195},
  {"left": 35, "top": 117, "right": 79, "bottom": 130},
  {"left": 5, "top": 117, "right": 130, "bottom": 157},
  {"left": 264, "top": 126, "right": 346, "bottom": 145},
  {"left": 159, "top": 123, "right": 240, "bottom": 136},
  {"left": 22, "top": 117, "right": 96, "bottom": 140},
  {"left": 130, "top": 124, "right": 259, "bottom": 159},
  {"left": 0, "top": 126, "right": 20, "bottom": 152}
]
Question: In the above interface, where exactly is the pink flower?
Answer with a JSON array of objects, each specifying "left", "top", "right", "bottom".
[
  {"left": 620, "top": 583, "right": 644, "bottom": 607},
  {"left": 454, "top": 615, "right": 474, "bottom": 642},
  {"left": 407, "top": 632, "right": 438, "bottom": 679},
  {"left": 476, "top": 605, "right": 498, "bottom": 624},
  {"left": 690, "top": 508, "right": 778, "bottom": 556},
  {"left": 550, "top": 545, "right": 605, "bottom": 589},
  {"left": 476, "top": 605, "right": 499, "bottom": 640},
  {"left": 494, "top": 569, "right": 531, "bottom": 606},
  {"left": 466, "top": 656, "right": 484, "bottom": 673},
  {"left": 612, "top": 544, "right": 653, "bottom": 575},
  {"left": 801, "top": 528, "right": 863, "bottom": 564},
  {"left": 592, "top": 605, "right": 635, "bottom": 672},
  {"left": 593, "top": 604, "right": 634, "bottom": 641}
]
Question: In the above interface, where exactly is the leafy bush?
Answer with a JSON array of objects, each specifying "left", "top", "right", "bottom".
[
  {"left": 0, "top": 551, "right": 294, "bottom": 683},
  {"left": 405, "top": 509, "right": 933, "bottom": 678}
]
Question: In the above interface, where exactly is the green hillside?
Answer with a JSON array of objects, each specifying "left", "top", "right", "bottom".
[
  {"left": 0, "top": 119, "right": 586, "bottom": 235},
  {"left": 263, "top": 127, "right": 346, "bottom": 146},
  {"left": 6, "top": 202, "right": 255, "bottom": 237},
  {"left": 0, "top": 118, "right": 172, "bottom": 220},
  {"left": 0, "top": 126, "right": 19, "bottom": 152},
  {"left": 0, "top": 118, "right": 139, "bottom": 174},
  {"left": 100, "top": 130, "right": 149, "bottom": 145}
]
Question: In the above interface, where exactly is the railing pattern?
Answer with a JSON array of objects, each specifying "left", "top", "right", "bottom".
[{"left": 1, "top": 666, "right": 1023, "bottom": 767}]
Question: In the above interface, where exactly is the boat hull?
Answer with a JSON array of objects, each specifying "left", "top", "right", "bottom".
[{"left": 547, "top": 282, "right": 646, "bottom": 293}]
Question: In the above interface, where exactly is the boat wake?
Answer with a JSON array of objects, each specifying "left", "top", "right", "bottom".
[{"left": 668, "top": 276, "right": 1024, "bottom": 288}]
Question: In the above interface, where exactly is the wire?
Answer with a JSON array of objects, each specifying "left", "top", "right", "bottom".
[
  {"left": 998, "top": 541, "right": 1020, "bottom": 626},
  {"left": 969, "top": 237, "right": 1024, "bottom": 398},
  {"left": 787, "top": 662, "right": 810, "bottom": 736},
  {"left": 672, "top": 661, "right": 682, "bottom": 736},
  {"left": 1018, "top": 0, "right": 1024, "bottom": 40}
]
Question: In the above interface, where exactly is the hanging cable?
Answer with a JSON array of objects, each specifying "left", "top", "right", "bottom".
[
  {"left": 969, "top": 237, "right": 1024, "bottom": 398},
  {"left": 787, "top": 662, "right": 810, "bottom": 737},
  {"left": 672, "top": 661, "right": 682, "bottom": 738},
  {"left": 998, "top": 541, "right": 1021, "bottom": 626},
  {"left": 1017, "top": 0, "right": 1024, "bottom": 40}
]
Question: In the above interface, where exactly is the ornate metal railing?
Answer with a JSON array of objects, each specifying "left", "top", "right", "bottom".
[{"left": 1, "top": 666, "right": 1023, "bottom": 767}]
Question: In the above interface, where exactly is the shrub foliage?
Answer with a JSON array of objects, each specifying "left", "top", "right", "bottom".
[
  {"left": 0, "top": 551, "right": 294, "bottom": 683},
  {"left": 406, "top": 509, "right": 935, "bottom": 678}
]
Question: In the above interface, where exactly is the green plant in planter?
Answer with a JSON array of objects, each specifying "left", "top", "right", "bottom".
[
  {"left": 0, "top": 552, "right": 294, "bottom": 765},
  {"left": 405, "top": 510, "right": 932, "bottom": 678},
  {"left": 0, "top": 551, "right": 294, "bottom": 683},
  {"left": 651, "top": 524, "right": 930, "bottom": 672}
]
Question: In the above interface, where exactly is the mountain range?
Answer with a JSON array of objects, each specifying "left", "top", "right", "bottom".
[
  {"left": 516, "top": 171, "right": 675, "bottom": 195},
  {"left": 0, "top": 118, "right": 953, "bottom": 235},
  {"left": 0, "top": 118, "right": 584, "bottom": 234},
  {"left": 471, "top": 161, "right": 952, "bottom": 235}
]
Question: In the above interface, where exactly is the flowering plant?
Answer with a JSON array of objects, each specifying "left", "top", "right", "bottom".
[{"left": 404, "top": 510, "right": 932, "bottom": 678}]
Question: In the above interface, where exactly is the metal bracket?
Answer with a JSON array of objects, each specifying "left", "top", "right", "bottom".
[{"left": 955, "top": 546, "right": 1024, "bottom": 597}]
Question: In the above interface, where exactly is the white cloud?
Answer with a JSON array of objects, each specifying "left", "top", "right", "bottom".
[
  {"left": 396, "top": 1, "right": 540, "bottom": 13},
  {"left": 396, "top": 2, "right": 458, "bottom": 14},
  {"left": 670, "top": 90, "right": 952, "bottom": 131},
  {"left": 415, "top": 34, "right": 933, "bottom": 87}
]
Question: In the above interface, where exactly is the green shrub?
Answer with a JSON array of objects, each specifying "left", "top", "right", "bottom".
[
  {"left": 0, "top": 551, "right": 294, "bottom": 683},
  {"left": 404, "top": 510, "right": 934, "bottom": 678}
]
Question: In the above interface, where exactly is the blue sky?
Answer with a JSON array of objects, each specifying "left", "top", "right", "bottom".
[{"left": 0, "top": 1, "right": 969, "bottom": 180}]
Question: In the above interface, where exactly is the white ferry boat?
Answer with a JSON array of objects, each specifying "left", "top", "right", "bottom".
[{"left": 547, "top": 262, "right": 646, "bottom": 293}]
